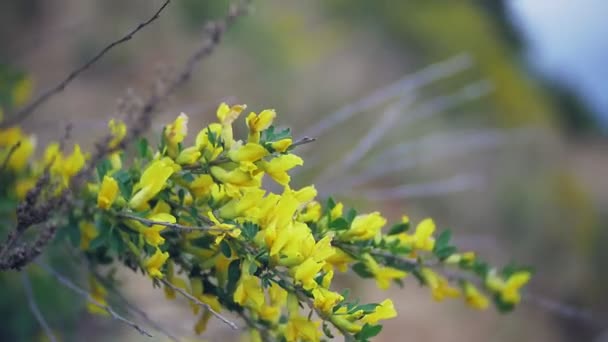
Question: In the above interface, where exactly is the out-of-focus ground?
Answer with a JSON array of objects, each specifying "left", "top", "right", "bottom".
[{"left": 1, "top": 1, "right": 607, "bottom": 341}]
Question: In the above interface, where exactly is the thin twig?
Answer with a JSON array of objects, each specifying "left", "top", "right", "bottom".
[
  {"left": 22, "top": 273, "right": 58, "bottom": 342},
  {"left": 301, "top": 53, "right": 473, "bottom": 138},
  {"left": 35, "top": 262, "right": 154, "bottom": 337},
  {"left": 290, "top": 136, "right": 316, "bottom": 148},
  {"left": 161, "top": 278, "right": 239, "bottom": 330},
  {"left": 1, "top": 0, "right": 172, "bottom": 128},
  {"left": 343, "top": 173, "right": 483, "bottom": 201},
  {"left": 0, "top": 141, "right": 22, "bottom": 172},
  {"left": 94, "top": 274, "right": 180, "bottom": 342},
  {"left": 117, "top": 212, "right": 230, "bottom": 233}
]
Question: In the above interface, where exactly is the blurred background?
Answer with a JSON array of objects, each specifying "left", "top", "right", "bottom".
[{"left": 1, "top": 0, "right": 607, "bottom": 341}]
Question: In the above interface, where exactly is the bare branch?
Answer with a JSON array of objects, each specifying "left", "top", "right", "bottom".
[
  {"left": 22, "top": 273, "right": 58, "bottom": 342},
  {"left": 161, "top": 278, "right": 239, "bottom": 330},
  {"left": 301, "top": 53, "right": 473, "bottom": 138},
  {"left": 343, "top": 173, "right": 483, "bottom": 201},
  {"left": 1, "top": 0, "right": 172, "bottom": 128},
  {"left": 35, "top": 262, "right": 154, "bottom": 337},
  {"left": 117, "top": 212, "right": 231, "bottom": 233},
  {"left": 290, "top": 136, "right": 316, "bottom": 148},
  {"left": 95, "top": 274, "right": 180, "bottom": 342}
]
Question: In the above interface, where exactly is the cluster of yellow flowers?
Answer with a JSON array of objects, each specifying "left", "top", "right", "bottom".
[{"left": 0, "top": 102, "right": 531, "bottom": 341}]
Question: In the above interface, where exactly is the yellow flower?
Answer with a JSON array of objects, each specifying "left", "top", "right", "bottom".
[
  {"left": 312, "top": 287, "right": 344, "bottom": 314},
  {"left": 165, "top": 113, "right": 188, "bottom": 146},
  {"left": 340, "top": 212, "right": 386, "bottom": 241},
  {"left": 227, "top": 142, "right": 268, "bottom": 163},
  {"left": 0, "top": 127, "right": 36, "bottom": 171},
  {"left": 195, "top": 123, "right": 223, "bottom": 160},
  {"left": 258, "top": 154, "right": 303, "bottom": 186},
  {"left": 141, "top": 213, "right": 176, "bottom": 247},
  {"left": 292, "top": 258, "right": 325, "bottom": 290},
  {"left": 210, "top": 165, "right": 260, "bottom": 187},
  {"left": 62, "top": 144, "right": 87, "bottom": 178},
  {"left": 360, "top": 299, "right": 397, "bottom": 325},
  {"left": 463, "top": 282, "right": 489, "bottom": 310},
  {"left": 129, "top": 157, "right": 175, "bottom": 209},
  {"left": 194, "top": 310, "right": 212, "bottom": 335},
  {"left": 486, "top": 270, "right": 531, "bottom": 304},
  {"left": 394, "top": 218, "right": 436, "bottom": 252},
  {"left": 207, "top": 211, "right": 241, "bottom": 244},
  {"left": 97, "top": 176, "right": 119, "bottom": 210},
  {"left": 14, "top": 178, "right": 36, "bottom": 199},
  {"left": 298, "top": 201, "right": 322, "bottom": 222},
  {"left": 271, "top": 138, "right": 292, "bottom": 153},
  {"left": 217, "top": 103, "right": 246, "bottom": 148},
  {"left": 502, "top": 271, "right": 531, "bottom": 304},
  {"left": 87, "top": 276, "right": 108, "bottom": 316},
  {"left": 219, "top": 188, "right": 265, "bottom": 219},
  {"left": 234, "top": 274, "right": 265, "bottom": 311},
  {"left": 284, "top": 316, "right": 321, "bottom": 342},
  {"left": 108, "top": 119, "right": 127, "bottom": 149},
  {"left": 145, "top": 248, "right": 169, "bottom": 278},
  {"left": 79, "top": 221, "right": 99, "bottom": 250},
  {"left": 176, "top": 146, "right": 201, "bottom": 165},
  {"left": 246, "top": 109, "right": 276, "bottom": 143},
  {"left": 188, "top": 174, "right": 214, "bottom": 198},
  {"left": 326, "top": 247, "right": 353, "bottom": 272},
  {"left": 363, "top": 254, "right": 407, "bottom": 290},
  {"left": 420, "top": 268, "right": 460, "bottom": 301}
]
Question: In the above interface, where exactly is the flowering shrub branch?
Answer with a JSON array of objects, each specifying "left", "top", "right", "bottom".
[{"left": 1, "top": 100, "right": 531, "bottom": 340}]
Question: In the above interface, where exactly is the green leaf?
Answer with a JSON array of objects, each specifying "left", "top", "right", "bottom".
[
  {"left": 351, "top": 262, "right": 373, "bottom": 278},
  {"left": 182, "top": 172, "right": 195, "bottom": 183},
  {"left": 387, "top": 222, "right": 409, "bottom": 235},
  {"left": 433, "top": 230, "right": 452, "bottom": 252},
  {"left": 226, "top": 260, "right": 241, "bottom": 294},
  {"left": 354, "top": 303, "right": 379, "bottom": 314},
  {"left": 219, "top": 240, "right": 232, "bottom": 258},
  {"left": 345, "top": 208, "right": 357, "bottom": 224},
  {"left": 356, "top": 324, "right": 383, "bottom": 341},
  {"left": 137, "top": 137, "right": 149, "bottom": 158},
  {"left": 329, "top": 218, "right": 349, "bottom": 230},
  {"left": 96, "top": 159, "right": 112, "bottom": 179},
  {"left": 322, "top": 322, "right": 335, "bottom": 339},
  {"left": 191, "top": 235, "right": 214, "bottom": 249},
  {"left": 435, "top": 246, "right": 457, "bottom": 260},
  {"left": 326, "top": 197, "right": 336, "bottom": 210},
  {"left": 242, "top": 222, "right": 259, "bottom": 240}
]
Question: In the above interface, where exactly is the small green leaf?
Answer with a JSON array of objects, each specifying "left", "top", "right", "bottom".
[
  {"left": 345, "top": 208, "right": 357, "bottom": 224},
  {"left": 322, "top": 322, "right": 335, "bottom": 339},
  {"left": 351, "top": 262, "right": 373, "bottom": 278},
  {"left": 326, "top": 197, "right": 336, "bottom": 210},
  {"left": 226, "top": 260, "right": 241, "bottom": 294},
  {"left": 219, "top": 240, "right": 232, "bottom": 258},
  {"left": 137, "top": 137, "right": 149, "bottom": 158},
  {"left": 355, "top": 323, "right": 383, "bottom": 340},
  {"left": 96, "top": 159, "right": 112, "bottom": 179},
  {"left": 329, "top": 218, "right": 349, "bottom": 230},
  {"left": 388, "top": 222, "right": 409, "bottom": 235},
  {"left": 242, "top": 222, "right": 259, "bottom": 240},
  {"left": 354, "top": 303, "right": 379, "bottom": 314},
  {"left": 433, "top": 230, "right": 452, "bottom": 252},
  {"left": 435, "top": 246, "right": 457, "bottom": 260}
]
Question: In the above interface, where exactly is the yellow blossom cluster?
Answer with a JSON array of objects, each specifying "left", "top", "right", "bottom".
[{"left": 0, "top": 102, "right": 531, "bottom": 341}]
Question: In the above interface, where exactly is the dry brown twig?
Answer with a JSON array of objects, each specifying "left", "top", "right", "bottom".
[
  {"left": 35, "top": 262, "right": 154, "bottom": 337},
  {"left": 0, "top": 0, "right": 172, "bottom": 128},
  {"left": 22, "top": 273, "right": 58, "bottom": 342},
  {"left": 0, "top": 0, "right": 252, "bottom": 272},
  {"left": 161, "top": 278, "right": 239, "bottom": 330}
]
